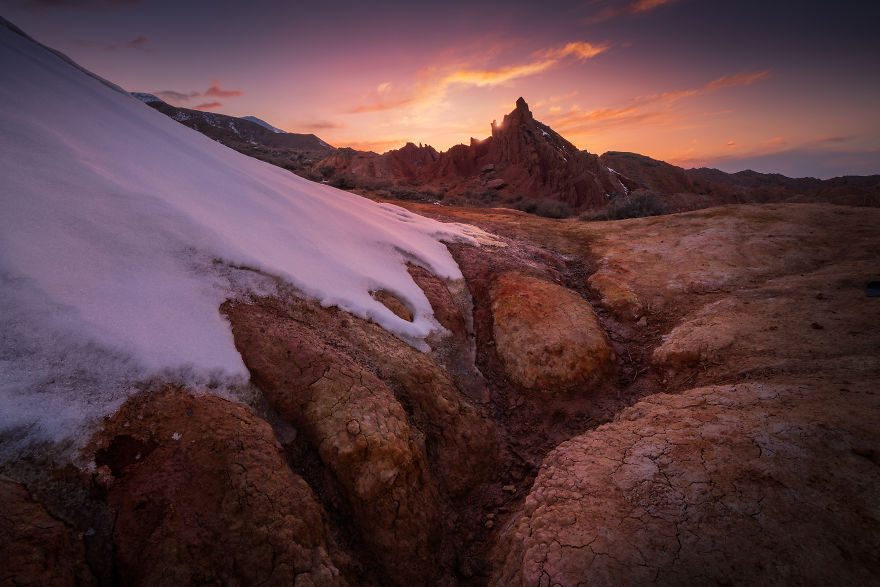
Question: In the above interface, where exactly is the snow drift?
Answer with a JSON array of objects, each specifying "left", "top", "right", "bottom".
[{"left": 0, "top": 20, "right": 481, "bottom": 453}]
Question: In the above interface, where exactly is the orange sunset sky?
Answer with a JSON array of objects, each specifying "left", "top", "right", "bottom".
[{"left": 4, "top": 0, "right": 879, "bottom": 178}]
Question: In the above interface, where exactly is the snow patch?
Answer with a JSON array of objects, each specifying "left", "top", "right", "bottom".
[
  {"left": 0, "top": 25, "right": 486, "bottom": 457},
  {"left": 130, "top": 92, "right": 164, "bottom": 104},
  {"left": 241, "top": 115, "right": 287, "bottom": 134}
]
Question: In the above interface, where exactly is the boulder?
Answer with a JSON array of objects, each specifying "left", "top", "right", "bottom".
[
  {"left": 490, "top": 272, "right": 614, "bottom": 389},
  {"left": 92, "top": 388, "right": 341, "bottom": 586},
  {"left": 586, "top": 271, "right": 643, "bottom": 321}
]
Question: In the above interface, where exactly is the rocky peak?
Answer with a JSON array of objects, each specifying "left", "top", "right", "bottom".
[{"left": 493, "top": 97, "right": 534, "bottom": 139}]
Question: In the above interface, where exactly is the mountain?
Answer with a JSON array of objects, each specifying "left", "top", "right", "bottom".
[
  {"left": 133, "top": 93, "right": 335, "bottom": 176},
  {"left": 315, "top": 97, "right": 632, "bottom": 211},
  {"left": 138, "top": 92, "right": 878, "bottom": 216},
  {"left": 600, "top": 151, "right": 703, "bottom": 195},
  {"left": 240, "top": 115, "right": 287, "bottom": 133}
]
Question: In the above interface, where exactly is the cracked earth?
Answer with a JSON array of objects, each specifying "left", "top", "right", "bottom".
[{"left": 3, "top": 203, "right": 879, "bottom": 585}]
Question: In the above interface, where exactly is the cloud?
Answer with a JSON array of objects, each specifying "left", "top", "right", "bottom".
[
  {"left": 123, "top": 35, "right": 147, "bottom": 48},
  {"left": 628, "top": 0, "right": 679, "bottom": 13},
  {"left": 541, "top": 70, "right": 772, "bottom": 134},
  {"left": 154, "top": 90, "right": 201, "bottom": 102},
  {"left": 442, "top": 42, "right": 607, "bottom": 88},
  {"left": 148, "top": 81, "right": 243, "bottom": 106},
  {"left": 73, "top": 35, "right": 148, "bottom": 51},
  {"left": 705, "top": 70, "right": 772, "bottom": 91},
  {"left": 584, "top": 0, "right": 684, "bottom": 23},
  {"left": 350, "top": 96, "right": 419, "bottom": 114},
  {"left": 195, "top": 101, "right": 222, "bottom": 110},
  {"left": 299, "top": 120, "right": 345, "bottom": 131},
  {"left": 348, "top": 41, "right": 607, "bottom": 114},
  {"left": 442, "top": 60, "right": 558, "bottom": 88},
  {"left": 539, "top": 41, "right": 607, "bottom": 61},
  {"left": 204, "top": 80, "right": 243, "bottom": 98},
  {"left": 758, "top": 136, "right": 787, "bottom": 149}
]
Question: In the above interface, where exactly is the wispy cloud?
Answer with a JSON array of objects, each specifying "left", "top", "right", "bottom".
[
  {"left": 148, "top": 81, "right": 244, "bottom": 109},
  {"left": 154, "top": 90, "right": 200, "bottom": 102},
  {"left": 73, "top": 35, "right": 147, "bottom": 51},
  {"left": 584, "top": 0, "right": 684, "bottom": 23},
  {"left": 542, "top": 70, "right": 772, "bottom": 133},
  {"left": 204, "top": 80, "right": 243, "bottom": 98},
  {"left": 348, "top": 41, "right": 607, "bottom": 114},
  {"left": 298, "top": 120, "right": 345, "bottom": 131}
]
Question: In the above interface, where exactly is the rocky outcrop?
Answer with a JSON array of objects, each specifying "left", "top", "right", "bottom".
[
  {"left": 314, "top": 99, "right": 631, "bottom": 211},
  {"left": 92, "top": 388, "right": 341, "bottom": 586},
  {"left": 316, "top": 142, "right": 439, "bottom": 181},
  {"left": 490, "top": 272, "right": 614, "bottom": 390},
  {"left": 224, "top": 301, "right": 441, "bottom": 584},
  {"left": 491, "top": 381, "right": 880, "bottom": 585},
  {"left": 223, "top": 284, "right": 502, "bottom": 583},
  {"left": 586, "top": 271, "right": 643, "bottom": 321},
  {"left": 600, "top": 151, "right": 702, "bottom": 195},
  {"left": 0, "top": 479, "right": 94, "bottom": 586}
]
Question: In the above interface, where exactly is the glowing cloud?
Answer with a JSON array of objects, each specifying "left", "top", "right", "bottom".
[
  {"left": 585, "top": 0, "right": 684, "bottom": 23},
  {"left": 349, "top": 41, "right": 607, "bottom": 114},
  {"left": 542, "top": 70, "right": 772, "bottom": 133},
  {"left": 195, "top": 101, "right": 222, "bottom": 110},
  {"left": 204, "top": 80, "right": 243, "bottom": 98}
]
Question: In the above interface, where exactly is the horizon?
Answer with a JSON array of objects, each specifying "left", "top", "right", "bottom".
[{"left": 3, "top": 0, "right": 879, "bottom": 179}]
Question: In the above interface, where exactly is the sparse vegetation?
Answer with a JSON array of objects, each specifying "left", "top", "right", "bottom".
[
  {"left": 584, "top": 190, "right": 669, "bottom": 221},
  {"left": 514, "top": 198, "right": 574, "bottom": 218}
]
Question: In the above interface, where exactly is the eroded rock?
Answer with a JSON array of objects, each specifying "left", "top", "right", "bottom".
[
  {"left": 92, "top": 388, "right": 341, "bottom": 586},
  {"left": 586, "top": 271, "right": 643, "bottom": 321},
  {"left": 490, "top": 272, "right": 614, "bottom": 389},
  {"left": 0, "top": 478, "right": 94, "bottom": 586},
  {"left": 492, "top": 382, "right": 880, "bottom": 585},
  {"left": 224, "top": 300, "right": 444, "bottom": 584}
]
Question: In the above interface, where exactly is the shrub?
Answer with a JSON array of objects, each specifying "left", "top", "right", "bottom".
[
  {"left": 586, "top": 190, "right": 669, "bottom": 221},
  {"left": 514, "top": 198, "right": 574, "bottom": 219}
]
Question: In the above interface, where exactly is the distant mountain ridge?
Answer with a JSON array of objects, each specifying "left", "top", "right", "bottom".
[
  {"left": 136, "top": 92, "right": 879, "bottom": 214},
  {"left": 315, "top": 98, "right": 632, "bottom": 211},
  {"left": 130, "top": 92, "right": 334, "bottom": 176},
  {"left": 240, "top": 115, "right": 287, "bottom": 134}
]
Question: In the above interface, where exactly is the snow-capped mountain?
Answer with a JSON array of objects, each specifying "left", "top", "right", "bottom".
[
  {"left": 130, "top": 91, "right": 165, "bottom": 105},
  {"left": 241, "top": 115, "right": 286, "bottom": 133}
]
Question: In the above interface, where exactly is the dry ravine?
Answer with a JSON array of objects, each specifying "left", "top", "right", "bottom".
[{"left": 3, "top": 202, "right": 879, "bottom": 585}]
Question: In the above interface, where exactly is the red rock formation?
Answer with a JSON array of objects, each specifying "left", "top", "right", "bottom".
[
  {"left": 491, "top": 381, "right": 880, "bottom": 586},
  {"left": 92, "top": 389, "right": 342, "bottom": 586},
  {"left": 318, "top": 142, "right": 439, "bottom": 181},
  {"left": 315, "top": 99, "right": 631, "bottom": 210},
  {"left": 0, "top": 479, "right": 94, "bottom": 586},
  {"left": 490, "top": 272, "right": 614, "bottom": 390}
]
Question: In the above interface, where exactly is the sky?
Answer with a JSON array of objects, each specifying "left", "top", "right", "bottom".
[{"left": 2, "top": 0, "right": 879, "bottom": 178}]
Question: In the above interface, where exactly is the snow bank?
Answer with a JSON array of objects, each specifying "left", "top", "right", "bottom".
[{"left": 0, "top": 22, "right": 482, "bottom": 455}]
